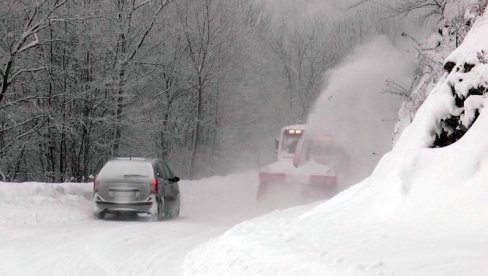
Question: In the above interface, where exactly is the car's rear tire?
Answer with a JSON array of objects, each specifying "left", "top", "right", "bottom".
[
  {"left": 156, "top": 198, "right": 165, "bottom": 221},
  {"left": 94, "top": 210, "right": 106, "bottom": 219},
  {"left": 174, "top": 197, "right": 180, "bottom": 218},
  {"left": 170, "top": 204, "right": 180, "bottom": 219}
]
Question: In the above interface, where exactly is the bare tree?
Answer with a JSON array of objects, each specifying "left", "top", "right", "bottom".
[
  {"left": 174, "top": 0, "right": 242, "bottom": 178},
  {"left": 0, "top": 0, "right": 68, "bottom": 181},
  {"left": 0, "top": 0, "right": 67, "bottom": 104},
  {"left": 262, "top": 17, "right": 335, "bottom": 122},
  {"left": 107, "top": 0, "right": 174, "bottom": 156},
  {"left": 385, "top": 0, "right": 446, "bottom": 19},
  {"left": 350, "top": 0, "right": 445, "bottom": 20}
]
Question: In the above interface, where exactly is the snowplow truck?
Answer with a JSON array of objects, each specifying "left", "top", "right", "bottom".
[{"left": 257, "top": 125, "right": 346, "bottom": 206}]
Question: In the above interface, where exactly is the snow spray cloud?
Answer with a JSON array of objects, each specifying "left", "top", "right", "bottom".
[{"left": 306, "top": 35, "right": 414, "bottom": 185}]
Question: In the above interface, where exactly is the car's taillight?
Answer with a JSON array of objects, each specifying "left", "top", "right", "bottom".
[
  {"left": 94, "top": 178, "right": 100, "bottom": 193},
  {"left": 150, "top": 179, "right": 158, "bottom": 194}
]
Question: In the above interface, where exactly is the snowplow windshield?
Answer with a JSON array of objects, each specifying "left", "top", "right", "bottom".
[{"left": 281, "top": 131, "right": 303, "bottom": 154}]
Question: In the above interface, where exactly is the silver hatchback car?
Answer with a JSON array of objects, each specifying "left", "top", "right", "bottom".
[{"left": 93, "top": 158, "right": 181, "bottom": 220}]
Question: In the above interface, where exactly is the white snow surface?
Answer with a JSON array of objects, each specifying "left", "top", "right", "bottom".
[
  {"left": 182, "top": 8, "right": 488, "bottom": 276},
  {"left": 0, "top": 172, "right": 263, "bottom": 276}
]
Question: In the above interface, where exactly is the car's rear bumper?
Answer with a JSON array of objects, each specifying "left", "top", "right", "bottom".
[{"left": 93, "top": 194, "right": 156, "bottom": 214}]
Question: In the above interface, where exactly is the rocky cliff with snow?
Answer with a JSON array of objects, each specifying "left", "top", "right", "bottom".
[{"left": 394, "top": 1, "right": 487, "bottom": 142}]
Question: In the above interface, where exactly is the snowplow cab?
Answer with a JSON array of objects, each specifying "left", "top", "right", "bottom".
[
  {"left": 276, "top": 124, "right": 306, "bottom": 160},
  {"left": 257, "top": 124, "right": 345, "bottom": 207}
]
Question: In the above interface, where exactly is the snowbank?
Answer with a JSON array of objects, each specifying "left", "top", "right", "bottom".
[
  {"left": 0, "top": 182, "right": 93, "bottom": 227},
  {"left": 182, "top": 7, "right": 488, "bottom": 276}
]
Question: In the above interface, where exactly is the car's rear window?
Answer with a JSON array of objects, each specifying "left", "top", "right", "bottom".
[{"left": 98, "top": 160, "right": 154, "bottom": 179}]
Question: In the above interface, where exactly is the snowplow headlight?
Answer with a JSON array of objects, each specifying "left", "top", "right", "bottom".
[{"left": 287, "top": 129, "right": 303, "bottom": 135}]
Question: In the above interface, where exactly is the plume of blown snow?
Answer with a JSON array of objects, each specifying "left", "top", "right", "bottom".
[{"left": 306, "top": 35, "right": 415, "bottom": 184}]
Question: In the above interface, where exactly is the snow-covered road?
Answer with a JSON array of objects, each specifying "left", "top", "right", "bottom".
[{"left": 0, "top": 172, "right": 263, "bottom": 276}]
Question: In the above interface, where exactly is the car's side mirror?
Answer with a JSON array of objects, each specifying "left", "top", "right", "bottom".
[{"left": 172, "top": 176, "right": 180, "bottom": 182}]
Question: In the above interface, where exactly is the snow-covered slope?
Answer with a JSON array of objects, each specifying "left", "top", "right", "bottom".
[
  {"left": 182, "top": 7, "right": 488, "bottom": 276},
  {"left": 394, "top": 1, "right": 487, "bottom": 142}
]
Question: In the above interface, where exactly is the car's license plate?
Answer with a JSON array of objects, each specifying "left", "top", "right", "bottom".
[{"left": 113, "top": 191, "right": 136, "bottom": 197}]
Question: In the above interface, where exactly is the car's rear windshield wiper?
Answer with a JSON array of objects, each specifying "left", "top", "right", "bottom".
[{"left": 123, "top": 174, "right": 147, "bottom": 178}]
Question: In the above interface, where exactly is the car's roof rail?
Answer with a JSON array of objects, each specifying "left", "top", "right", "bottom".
[{"left": 111, "top": 157, "right": 154, "bottom": 161}]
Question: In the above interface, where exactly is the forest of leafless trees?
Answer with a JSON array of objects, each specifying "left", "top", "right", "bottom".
[{"left": 1, "top": 0, "right": 464, "bottom": 182}]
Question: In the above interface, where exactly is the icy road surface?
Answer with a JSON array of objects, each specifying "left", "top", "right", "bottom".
[{"left": 0, "top": 172, "right": 263, "bottom": 276}]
